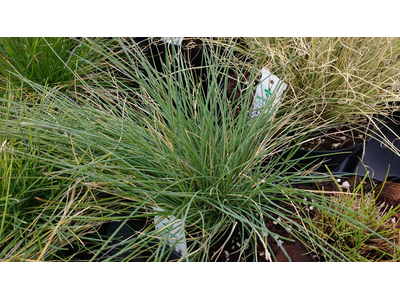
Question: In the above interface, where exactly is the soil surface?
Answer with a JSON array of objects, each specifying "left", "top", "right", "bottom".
[
  {"left": 297, "top": 175, "right": 366, "bottom": 193},
  {"left": 301, "top": 127, "right": 367, "bottom": 151},
  {"left": 208, "top": 206, "right": 317, "bottom": 262}
]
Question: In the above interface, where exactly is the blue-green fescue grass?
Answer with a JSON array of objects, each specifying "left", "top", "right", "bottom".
[
  {"left": 1, "top": 37, "right": 400, "bottom": 261},
  {"left": 0, "top": 96, "right": 150, "bottom": 261},
  {"left": 0, "top": 83, "right": 134, "bottom": 261}
]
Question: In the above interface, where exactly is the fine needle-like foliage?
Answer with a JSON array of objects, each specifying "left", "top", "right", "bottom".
[
  {"left": 242, "top": 37, "right": 400, "bottom": 146},
  {"left": 0, "top": 37, "right": 105, "bottom": 94},
  {"left": 1, "top": 37, "right": 400, "bottom": 261}
]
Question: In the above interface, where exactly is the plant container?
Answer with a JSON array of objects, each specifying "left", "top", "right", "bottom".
[
  {"left": 291, "top": 142, "right": 364, "bottom": 172},
  {"left": 335, "top": 116, "right": 400, "bottom": 182}
]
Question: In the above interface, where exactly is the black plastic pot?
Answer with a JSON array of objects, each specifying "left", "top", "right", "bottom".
[
  {"left": 133, "top": 37, "right": 214, "bottom": 126},
  {"left": 103, "top": 220, "right": 182, "bottom": 262},
  {"left": 291, "top": 142, "right": 364, "bottom": 172},
  {"left": 133, "top": 37, "right": 180, "bottom": 74},
  {"left": 133, "top": 37, "right": 207, "bottom": 87},
  {"left": 335, "top": 116, "right": 400, "bottom": 182}
]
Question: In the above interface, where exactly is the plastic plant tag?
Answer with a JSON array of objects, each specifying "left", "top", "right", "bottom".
[
  {"left": 249, "top": 68, "right": 287, "bottom": 119},
  {"left": 153, "top": 206, "right": 186, "bottom": 256},
  {"left": 160, "top": 37, "right": 184, "bottom": 46}
]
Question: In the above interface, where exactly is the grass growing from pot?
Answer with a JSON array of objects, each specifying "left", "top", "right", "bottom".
[
  {"left": 0, "top": 92, "right": 153, "bottom": 261},
  {"left": 244, "top": 38, "right": 400, "bottom": 120},
  {"left": 2, "top": 37, "right": 400, "bottom": 261},
  {"left": 242, "top": 38, "right": 400, "bottom": 149},
  {"left": 298, "top": 173, "right": 400, "bottom": 261}
]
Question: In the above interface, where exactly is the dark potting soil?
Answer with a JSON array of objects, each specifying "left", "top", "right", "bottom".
[
  {"left": 208, "top": 197, "right": 319, "bottom": 262},
  {"left": 297, "top": 175, "right": 365, "bottom": 193},
  {"left": 301, "top": 126, "right": 367, "bottom": 151},
  {"left": 298, "top": 176, "right": 400, "bottom": 212},
  {"left": 208, "top": 209, "right": 317, "bottom": 262}
]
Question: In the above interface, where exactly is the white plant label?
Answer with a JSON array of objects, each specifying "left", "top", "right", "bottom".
[
  {"left": 153, "top": 206, "right": 186, "bottom": 256},
  {"left": 249, "top": 69, "right": 287, "bottom": 119},
  {"left": 160, "top": 37, "right": 184, "bottom": 46}
]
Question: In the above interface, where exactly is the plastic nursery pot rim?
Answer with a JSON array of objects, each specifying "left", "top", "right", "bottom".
[{"left": 292, "top": 142, "right": 364, "bottom": 167}]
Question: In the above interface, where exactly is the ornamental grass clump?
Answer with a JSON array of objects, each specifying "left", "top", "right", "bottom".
[
  {"left": 1, "top": 37, "right": 400, "bottom": 261},
  {"left": 243, "top": 37, "right": 400, "bottom": 148}
]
